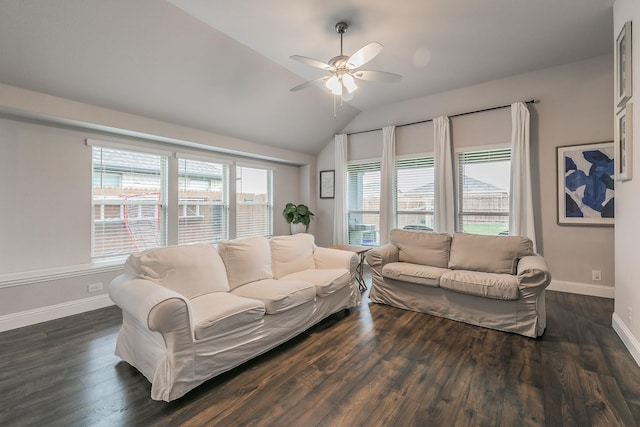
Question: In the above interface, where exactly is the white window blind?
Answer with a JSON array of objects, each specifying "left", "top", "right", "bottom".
[
  {"left": 396, "top": 156, "right": 435, "bottom": 231},
  {"left": 347, "top": 161, "right": 381, "bottom": 246},
  {"left": 457, "top": 148, "right": 511, "bottom": 235},
  {"left": 178, "top": 158, "right": 229, "bottom": 245},
  {"left": 236, "top": 166, "right": 273, "bottom": 238},
  {"left": 92, "top": 146, "right": 167, "bottom": 259}
]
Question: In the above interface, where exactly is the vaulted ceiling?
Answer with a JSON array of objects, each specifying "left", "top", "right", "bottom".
[{"left": 0, "top": 0, "right": 614, "bottom": 155}]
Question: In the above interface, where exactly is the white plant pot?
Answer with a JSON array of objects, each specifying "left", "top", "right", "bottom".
[{"left": 290, "top": 223, "right": 307, "bottom": 235}]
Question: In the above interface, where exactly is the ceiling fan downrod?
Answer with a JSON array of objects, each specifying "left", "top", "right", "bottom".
[{"left": 335, "top": 22, "right": 348, "bottom": 56}]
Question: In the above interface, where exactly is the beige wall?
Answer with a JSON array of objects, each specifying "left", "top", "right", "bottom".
[
  {"left": 614, "top": 0, "right": 640, "bottom": 364},
  {"left": 316, "top": 55, "right": 615, "bottom": 291},
  {"left": 0, "top": 86, "right": 310, "bottom": 318}
]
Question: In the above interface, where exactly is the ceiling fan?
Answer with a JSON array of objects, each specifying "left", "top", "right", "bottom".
[{"left": 290, "top": 21, "right": 402, "bottom": 102}]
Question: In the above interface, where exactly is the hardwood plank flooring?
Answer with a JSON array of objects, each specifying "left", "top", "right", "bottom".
[{"left": 1, "top": 270, "right": 639, "bottom": 426}]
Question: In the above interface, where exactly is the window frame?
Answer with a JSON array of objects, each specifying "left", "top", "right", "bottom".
[
  {"left": 177, "top": 156, "right": 230, "bottom": 245},
  {"left": 347, "top": 159, "right": 382, "bottom": 246},
  {"left": 235, "top": 164, "right": 274, "bottom": 239},
  {"left": 395, "top": 154, "right": 436, "bottom": 232},
  {"left": 455, "top": 144, "right": 511, "bottom": 236},
  {"left": 90, "top": 143, "right": 169, "bottom": 261}
]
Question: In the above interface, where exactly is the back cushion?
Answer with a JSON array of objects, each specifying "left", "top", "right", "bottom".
[
  {"left": 270, "top": 233, "right": 316, "bottom": 279},
  {"left": 218, "top": 236, "right": 273, "bottom": 289},
  {"left": 448, "top": 233, "right": 533, "bottom": 274},
  {"left": 390, "top": 228, "right": 451, "bottom": 268},
  {"left": 125, "top": 243, "right": 229, "bottom": 299}
]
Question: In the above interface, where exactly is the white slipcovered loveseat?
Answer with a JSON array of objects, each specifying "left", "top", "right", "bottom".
[
  {"left": 366, "top": 229, "right": 551, "bottom": 338},
  {"left": 108, "top": 233, "right": 359, "bottom": 401}
]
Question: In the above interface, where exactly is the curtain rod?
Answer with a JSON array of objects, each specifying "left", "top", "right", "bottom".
[{"left": 346, "top": 99, "right": 538, "bottom": 136}]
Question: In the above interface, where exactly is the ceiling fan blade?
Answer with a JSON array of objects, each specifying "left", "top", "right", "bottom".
[
  {"left": 347, "top": 42, "right": 383, "bottom": 69},
  {"left": 352, "top": 70, "right": 402, "bottom": 83},
  {"left": 290, "top": 76, "right": 330, "bottom": 92},
  {"left": 290, "top": 55, "right": 334, "bottom": 71}
]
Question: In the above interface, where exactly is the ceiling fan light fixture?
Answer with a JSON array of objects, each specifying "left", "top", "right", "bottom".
[
  {"left": 342, "top": 74, "right": 358, "bottom": 93},
  {"left": 326, "top": 76, "right": 342, "bottom": 95}
]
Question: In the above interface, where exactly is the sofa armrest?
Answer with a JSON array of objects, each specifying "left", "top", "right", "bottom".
[
  {"left": 314, "top": 247, "right": 358, "bottom": 274},
  {"left": 517, "top": 255, "right": 551, "bottom": 291},
  {"left": 109, "top": 274, "right": 194, "bottom": 338},
  {"left": 365, "top": 244, "right": 399, "bottom": 274}
]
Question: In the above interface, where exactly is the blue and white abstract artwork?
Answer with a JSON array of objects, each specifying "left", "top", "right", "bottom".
[{"left": 557, "top": 142, "right": 614, "bottom": 225}]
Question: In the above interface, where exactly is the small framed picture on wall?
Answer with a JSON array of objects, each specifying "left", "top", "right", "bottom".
[
  {"left": 616, "top": 102, "right": 633, "bottom": 182},
  {"left": 616, "top": 21, "right": 633, "bottom": 108},
  {"left": 320, "top": 170, "right": 335, "bottom": 199}
]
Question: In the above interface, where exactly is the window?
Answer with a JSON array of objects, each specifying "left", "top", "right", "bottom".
[
  {"left": 457, "top": 148, "right": 511, "bottom": 235},
  {"left": 236, "top": 166, "right": 273, "bottom": 238},
  {"left": 396, "top": 156, "right": 435, "bottom": 232},
  {"left": 347, "top": 161, "right": 381, "bottom": 246},
  {"left": 92, "top": 146, "right": 167, "bottom": 259},
  {"left": 178, "top": 158, "right": 229, "bottom": 245}
]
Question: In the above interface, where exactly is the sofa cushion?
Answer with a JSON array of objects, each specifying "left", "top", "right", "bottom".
[
  {"left": 270, "top": 234, "right": 316, "bottom": 279},
  {"left": 280, "top": 268, "right": 350, "bottom": 297},
  {"left": 390, "top": 229, "right": 451, "bottom": 268},
  {"left": 190, "top": 293, "right": 265, "bottom": 340},
  {"left": 440, "top": 270, "right": 520, "bottom": 300},
  {"left": 231, "top": 279, "right": 316, "bottom": 314},
  {"left": 382, "top": 262, "right": 449, "bottom": 287},
  {"left": 448, "top": 233, "right": 533, "bottom": 275},
  {"left": 218, "top": 237, "right": 273, "bottom": 290},
  {"left": 125, "top": 243, "right": 229, "bottom": 299}
]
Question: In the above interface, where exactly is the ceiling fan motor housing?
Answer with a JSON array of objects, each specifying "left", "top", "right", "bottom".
[{"left": 329, "top": 55, "right": 350, "bottom": 72}]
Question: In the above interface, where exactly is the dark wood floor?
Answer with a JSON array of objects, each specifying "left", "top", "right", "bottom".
[{"left": 2, "top": 271, "right": 640, "bottom": 427}]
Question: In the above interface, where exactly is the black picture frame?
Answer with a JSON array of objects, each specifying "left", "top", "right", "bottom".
[
  {"left": 616, "top": 21, "right": 633, "bottom": 108},
  {"left": 616, "top": 103, "right": 633, "bottom": 181},
  {"left": 320, "top": 170, "right": 335, "bottom": 199}
]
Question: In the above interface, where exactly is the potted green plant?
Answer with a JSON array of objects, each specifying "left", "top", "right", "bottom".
[{"left": 282, "top": 203, "right": 315, "bottom": 234}]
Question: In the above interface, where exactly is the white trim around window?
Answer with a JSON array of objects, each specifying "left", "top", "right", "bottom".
[
  {"left": 86, "top": 138, "right": 173, "bottom": 157},
  {"left": 175, "top": 151, "right": 233, "bottom": 165}
]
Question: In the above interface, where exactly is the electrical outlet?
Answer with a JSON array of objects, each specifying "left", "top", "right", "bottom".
[
  {"left": 628, "top": 307, "right": 633, "bottom": 325},
  {"left": 87, "top": 282, "right": 103, "bottom": 293},
  {"left": 592, "top": 270, "right": 601, "bottom": 281}
]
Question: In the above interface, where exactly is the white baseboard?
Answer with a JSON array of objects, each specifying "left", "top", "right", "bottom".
[
  {"left": 0, "top": 279, "right": 617, "bottom": 332},
  {"left": 547, "top": 279, "right": 614, "bottom": 299},
  {"left": 0, "top": 294, "right": 114, "bottom": 332},
  {"left": 612, "top": 313, "right": 640, "bottom": 367}
]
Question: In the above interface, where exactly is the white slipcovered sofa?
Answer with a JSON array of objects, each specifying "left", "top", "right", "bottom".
[
  {"left": 366, "top": 229, "right": 551, "bottom": 338},
  {"left": 108, "top": 233, "right": 359, "bottom": 402}
]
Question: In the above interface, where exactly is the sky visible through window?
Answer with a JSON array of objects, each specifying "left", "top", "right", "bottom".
[
  {"left": 466, "top": 162, "right": 510, "bottom": 191},
  {"left": 236, "top": 167, "right": 269, "bottom": 194}
]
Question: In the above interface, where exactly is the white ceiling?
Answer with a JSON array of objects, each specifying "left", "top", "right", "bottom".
[{"left": 0, "top": 0, "right": 613, "bottom": 155}]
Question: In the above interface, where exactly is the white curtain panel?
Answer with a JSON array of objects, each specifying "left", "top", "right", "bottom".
[
  {"left": 433, "top": 116, "right": 455, "bottom": 234},
  {"left": 333, "top": 134, "right": 349, "bottom": 245},
  {"left": 379, "top": 126, "right": 397, "bottom": 245},
  {"left": 509, "top": 102, "right": 537, "bottom": 252}
]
